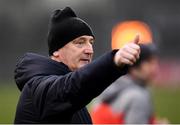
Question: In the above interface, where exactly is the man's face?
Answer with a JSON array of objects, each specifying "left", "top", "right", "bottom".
[
  {"left": 52, "top": 35, "right": 94, "bottom": 71},
  {"left": 139, "top": 57, "right": 158, "bottom": 81},
  {"left": 131, "top": 57, "right": 159, "bottom": 82}
]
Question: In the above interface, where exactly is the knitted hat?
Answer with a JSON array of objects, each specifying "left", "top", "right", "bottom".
[{"left": 47, "top": 7, "right": 95, "bottom": 55}]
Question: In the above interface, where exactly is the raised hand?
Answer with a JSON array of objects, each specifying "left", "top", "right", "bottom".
[{"left": 114, "top": 35, "right": 140, "bottom": 67}]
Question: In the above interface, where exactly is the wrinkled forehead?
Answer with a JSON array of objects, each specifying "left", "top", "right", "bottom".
[{"left": 73, "top": 35, "right": 94, "bottom": 41}]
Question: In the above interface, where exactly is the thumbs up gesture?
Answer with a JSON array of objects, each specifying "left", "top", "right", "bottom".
[{"left": 114, "top": 35, "right": 140, "bottom": 67}]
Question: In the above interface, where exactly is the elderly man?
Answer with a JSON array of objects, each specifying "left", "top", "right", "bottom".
[{"left": 14, "top": 7, "right": 140, "bottom": 123}]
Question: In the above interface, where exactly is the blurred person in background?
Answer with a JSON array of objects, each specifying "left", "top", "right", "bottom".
[
  {"left": 14, "top": 7, "right": 140, "bottom": 123},
  {"left": 91, "top": 44, "right": 169, "bottom": 124}
]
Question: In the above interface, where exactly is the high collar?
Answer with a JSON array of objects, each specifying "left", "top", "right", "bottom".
[{"left": 14, "top": 53, "right": 71, "bottom": 91}]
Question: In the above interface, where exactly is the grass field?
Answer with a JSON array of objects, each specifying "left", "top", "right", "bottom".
[
  {"left": 152, "top": 86, "right": 180, "bottom": 123},
  {"left": 0, "top": 82, "right": 180, "bottom": 123},
  {"left": 0, "top": 83, "right": 20, "bottom": 123}
]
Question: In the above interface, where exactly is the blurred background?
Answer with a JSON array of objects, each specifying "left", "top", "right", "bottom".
[{"left": 0, "top": 0, "right": 180, "bottom": 123}]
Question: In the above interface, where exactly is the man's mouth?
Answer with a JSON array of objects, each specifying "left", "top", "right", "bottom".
[{"left": 80, "top": 59, "right": 90, "bottom": 63}]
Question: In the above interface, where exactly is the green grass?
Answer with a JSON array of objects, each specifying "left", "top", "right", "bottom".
[
  {"left": 151, "top": 86, "right": 180, "bottom": 124},
  {"left": 0, "top": 82, "right": 180, "bottom": 123},
  {"left": 0, "top": 83, "right": 20, "bottom": 123}
]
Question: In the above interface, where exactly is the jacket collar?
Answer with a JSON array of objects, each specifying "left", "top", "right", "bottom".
[{"left": 14, "top": 52, "right": 71, "bottom": 91}]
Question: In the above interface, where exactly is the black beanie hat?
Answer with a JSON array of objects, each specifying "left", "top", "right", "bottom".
[{"left": 47, "top": 7, "right": 95, "bottom": 55}]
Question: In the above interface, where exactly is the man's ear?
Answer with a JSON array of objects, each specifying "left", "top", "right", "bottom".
[{"left": 53, "top": 51, "right": 59, "bottom": 57}]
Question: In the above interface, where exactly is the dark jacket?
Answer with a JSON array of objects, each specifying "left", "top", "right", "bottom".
[{"left": 14, "top": 51, "right": 127, "bottom": 123}]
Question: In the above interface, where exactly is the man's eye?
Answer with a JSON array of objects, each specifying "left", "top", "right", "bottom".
[
  {"left": 78, "top": 41, "right": 84, "bottom": 45},
  {"left": 90, "top": 41, "right": 94, "bottom": 45},
  {"left": 73, "top": 40, "right": 85, "bottom": 48}
]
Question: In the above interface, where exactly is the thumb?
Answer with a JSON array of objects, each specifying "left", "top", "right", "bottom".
[{"left": 133, "top": 34, "right": 140, "bottom": 44}]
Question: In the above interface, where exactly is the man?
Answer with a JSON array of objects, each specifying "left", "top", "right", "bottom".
[
  {"left": 91, "top": 44, "right": 161, "bottom": 124},
  {"left": 14, "top": 7, "right": 140, "bottom": 123}
]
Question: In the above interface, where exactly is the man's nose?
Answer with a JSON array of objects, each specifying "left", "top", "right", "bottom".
[{"left": 84, "top": 43, "right": 94, "bottom": 54}]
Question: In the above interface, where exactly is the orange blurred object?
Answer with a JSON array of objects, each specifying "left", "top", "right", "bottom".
[
  {"left": 112, "top": 20, "right": 153, "bottom": 49},
  {"left": 91, "top": 103, "right": 124, "bottom": 124}
]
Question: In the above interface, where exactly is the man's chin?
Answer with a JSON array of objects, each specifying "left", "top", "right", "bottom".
[{"left": 79, "top": 62, "right": 90, "bottom": 68}]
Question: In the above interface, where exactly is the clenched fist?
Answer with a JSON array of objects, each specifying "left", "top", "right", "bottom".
[{"left": 114, "top": 35, "right": 140, "bottom": 67}]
